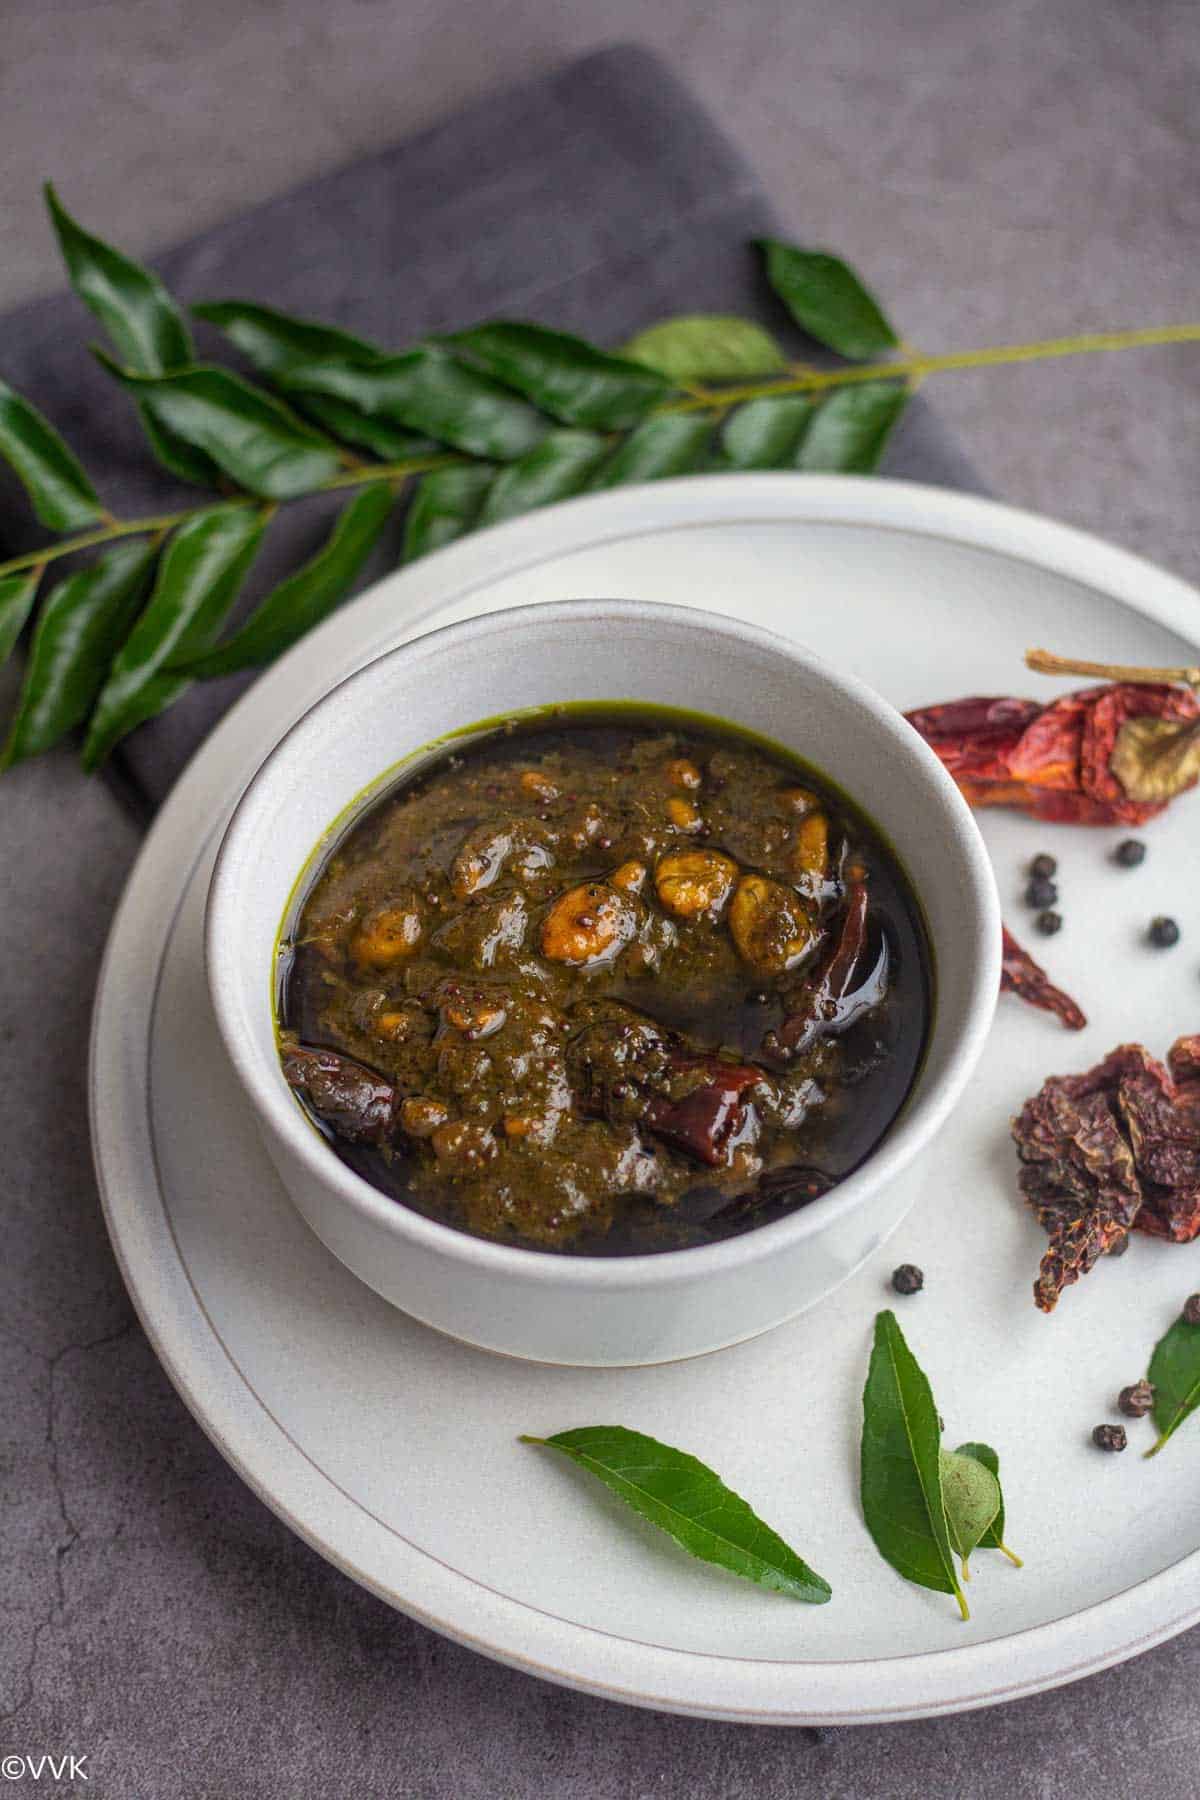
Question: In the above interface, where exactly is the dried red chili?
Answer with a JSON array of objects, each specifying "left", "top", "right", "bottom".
[
  {"left": 906, "top": 677, "right": 1200, "bottom": 826},
  {"left": 1000, "top": 926, "right": 1087, "bottom": 1031},
  {"left": 772, "top": 870, "right": 881, "bottom": 1059},
  {"left": 1013, "top": 1033, "right": 1200, "bottom": 1311},
  {"left": 280, "top": 1039, "right": 397, "bottom": 1145},
  {"left": 643, "top": 1055, "right": 762, "bottom": 1166},
  {"left": 1120, "top": 1036, "right": 1200, "bottom": 1242}
]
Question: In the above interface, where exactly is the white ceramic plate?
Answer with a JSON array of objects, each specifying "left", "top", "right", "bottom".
[{"left": 91, "top": 476, "right": 1200, "bottom": 1724}]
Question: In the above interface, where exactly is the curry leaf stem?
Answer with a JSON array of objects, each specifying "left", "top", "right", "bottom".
[
  {"left": 0, "top": 508, "right": 222, "bottom": 579},
  {"left": 2, "top": 321, "right": 1197, "bottom": 582},
  {"left": 665, "top": 323, "right": 1200, "bottom": 412},
  {"left": 1026, "top": 647, "right": 1200, "bottom": 690},
  {"left": 0, "top": 457, "right": 454, "bottom": 578}
]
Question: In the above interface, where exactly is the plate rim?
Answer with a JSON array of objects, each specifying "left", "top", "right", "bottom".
[{"left": 90, "top": 473, "right": 1200, "bottom": 1724}]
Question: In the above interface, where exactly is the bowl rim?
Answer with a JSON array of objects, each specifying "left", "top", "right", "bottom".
[{"left": 205, "top": 596, "right": 1001, "bottom": 1290}]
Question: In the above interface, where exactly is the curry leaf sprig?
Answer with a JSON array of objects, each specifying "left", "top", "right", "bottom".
[
  {"left": 2, "top": 184, "right": 1198, "bottom": 772},
  {"left": 522, "top": 1425, "right": 832, "bottom": 1603},
  {"left": 861, "top": 1311, "right": 1020, "bottom": 1619}
]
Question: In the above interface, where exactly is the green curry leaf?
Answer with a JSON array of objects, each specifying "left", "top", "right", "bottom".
[
  {"left": 797, "top": 383, "right": 909, "bottom": 473},
  {"left": 0, "top": 569, "right": 41, "bottom": 669},
  {"left": 758, "top": 239, "right": 900, "bottom": 360},
  {"left": 954, "top": 1442, "right": 1022, "bottom": 1565},
  {"left": 448, "top": 321, "right": 670, "bottom": 430},
  {"left": 861, "top": 1310, "right": 967, "bottom": 1618},
  {"left": 723, "top": 394, "right": 816, "bottom": 468},
  {"left": 277, "top": 347, "right": 546, "bottom": 462},
  {"left": 1146, "top": 1306, "right": 1200, "bottom": 1456},
  {"left": 191, "top": 304, "right": 448, "bottom": 460},
  {"left": 939, "top": 1449, "right": 1001, "bottom": 1581},
  {"left": 195, "top": 303, "right": 428, "bottom": 458},
  {"left": 621, "top": 315, "right": 787, "bottom": 383},
  {"left": 174, "top": 485, "right": 393, "bottom": 678},
  {"left": 45, "top": 186, "right": 219, "bottom": 490},
  {"left": 291, "top": 396, "right": 437, "bottom": 463},
  {"left": 94, "top": 353, "right": 344, "bottom": 499},
  {"left": 479, "top": 429, "right": 608, "bottom": 526},
  {"left": 82, "top": 505, "right": 266, "bottom": 768},
  {"left": 1, "top": 542, "right": 157, "bottom": 767},
  {"left": 192, "top": 298, "right": 385, "bottom": 374},
  {"left": 589, "top": 415, "right": 713, "bottom": 488},
  {"left": 403, "top": 463, "right": 496, "bottom": 562},
  {"left": 135, "top": 408, "right": 222, "bottom": 489},
  {"left": 46, "top": 182, "right": 193, "bottom": 374},
  {"left": 522, "top": 1426, "right": 831, "bottom": 1603},
  {"left": 0, "top": 379, "right": 104, "bottom": 531}
]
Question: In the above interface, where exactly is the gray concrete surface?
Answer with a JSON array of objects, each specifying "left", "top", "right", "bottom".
[{"left": 1, "top": 4, "right": 1197, "bottom": 1796}]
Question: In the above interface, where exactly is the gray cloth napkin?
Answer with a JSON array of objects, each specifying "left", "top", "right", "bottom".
[{"left": 0, "top": 40, "right": 983, "bottom": 809}]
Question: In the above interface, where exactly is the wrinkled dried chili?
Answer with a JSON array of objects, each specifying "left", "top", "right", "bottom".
[
  {"left": 1013, "top": 1034, "right": 1200, "bottom": 1311},
  {"left": 906, "top": 666, "right": 1200, "bottom": 826},
  {"left": 907, "top": 650, "right": 1200, "bottom": 1032},
  {"left": 1000, "top": 926, "right": 1086, "bottom": 1030}
]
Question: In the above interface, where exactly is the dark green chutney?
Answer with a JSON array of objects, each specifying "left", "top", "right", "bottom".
[{"left": 277, "top": 706, "right": 931, "bottom": 1255}]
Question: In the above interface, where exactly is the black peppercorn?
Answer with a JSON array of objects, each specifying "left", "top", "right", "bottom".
[
  {"left": 891, "top": 1263, "right": 924, "bottom": 1295},
  {"left": 1026, "top": 876, "right": 1058, "bottom": 909},
  {"left": 1036, "top": 909, "right": 1063, "bottom": 936},
  {"left": 1092, "top": 1423, "right": 1127, "bottom": 1452},
  {"left": 1115, "top": 839, "right": 1146, "bottom": 868},
  {"left": 1183, "top": 1294, "right": 1200, "bottom": 1326},
  {"left": 1148, "top": 916, "right": 1181, "bottom": 948},
  {"left": 1118, "top": 1378, "right": 1155, "bottom": 1418},
  {"left": 1030, "top": 853, "right": 1057, "bottom": 880}
]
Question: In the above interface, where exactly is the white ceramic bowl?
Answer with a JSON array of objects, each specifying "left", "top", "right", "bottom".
[{"left": 205, "top": 599, "right": 1000, "bottom": 1365}]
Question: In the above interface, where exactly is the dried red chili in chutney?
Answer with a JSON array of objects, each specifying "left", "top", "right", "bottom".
[{"left": 1013, "top": 1034, "right": 1200, "bottom": 1311}]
